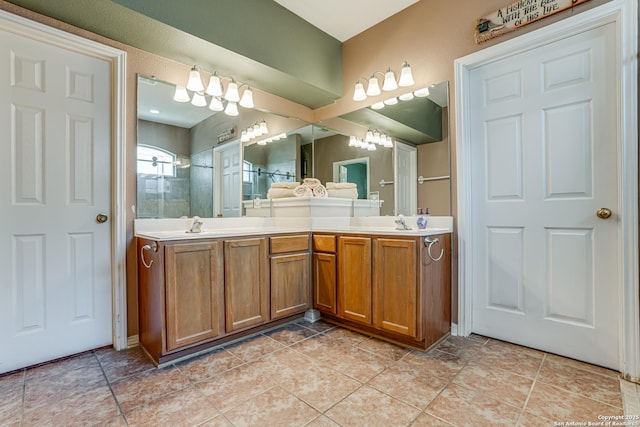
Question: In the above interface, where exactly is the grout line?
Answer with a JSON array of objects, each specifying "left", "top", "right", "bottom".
[
  {"left": 93, "top": 350, "right": 129, "bottom": 426},
  {"left": 19, "top": 368, "right": 25, "bottom": 427},
  {"left": 515, "top": 353, "right": 547, "bottom": 426}
]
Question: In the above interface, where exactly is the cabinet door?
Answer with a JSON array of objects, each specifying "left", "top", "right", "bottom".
[
  {"left": 373, "top": 238, "right": 418, "bottom": 338},
  {"left": 165, "top": 241, "right": 224, "bottom": 351},
  {"left": 271, "top": 253, "right": 310, "bottom": 319},
  {"left": 225, "top": 237, "right": 268, "bottom": 332},
  {"left": 337, "top": 236, "right": 372, "bottom": 324},
  {"left": 313, "top": 252, "right": 336, "bottom": 314}
]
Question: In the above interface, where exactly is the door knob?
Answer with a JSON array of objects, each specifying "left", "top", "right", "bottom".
[
  {"left": 596, "top": 208, "right": 612, "bottom": 219},
  {"left": 96, "top": 213, "right": 109, "bottom": 223}
]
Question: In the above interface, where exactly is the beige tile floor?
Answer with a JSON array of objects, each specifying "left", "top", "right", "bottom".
[{"left": 0, "top": 319, "right": 627, "bottom": 426}]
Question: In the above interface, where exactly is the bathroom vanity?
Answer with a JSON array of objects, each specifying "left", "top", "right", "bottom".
[{"left": 135, "top": 216, "right": 452, "bottom": 365}]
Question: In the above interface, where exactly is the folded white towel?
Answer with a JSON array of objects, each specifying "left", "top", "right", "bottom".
[
  {"left": 293, "top": 185, "right": 313, "bottom": 197},
  {"left": 326, "top": 182, "right": 357, "bottom": 190},
  {"left": 270, "top": 182, "right": 299, "bottom": 189},
  {"left": 267, "top": 188, "right": 295, "bottom": 199},
  {"left": 303, "top": 178, "right": 321, "bottom": 188},
  {"left": 327, "top": 188, "right": 358, "bottom": 199},
  {"left": 312, "top": 185, "right": 328, "bottom": 198}
]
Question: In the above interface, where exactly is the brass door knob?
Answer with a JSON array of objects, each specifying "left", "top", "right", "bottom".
[
  {"left": 596, "top": 208, "right": 612, "bottom": 219},
  {"left": 96, "top": 213, "right": 109, "bottom": 223}
]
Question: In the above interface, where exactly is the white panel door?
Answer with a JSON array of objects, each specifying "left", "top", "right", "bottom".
[
  {"left": 215, "top": 141, "right": 241, "bottom": 217},
  {"left": 469, "top": 23, "right": 619, "bottom": 368},
  {"left": 0, "top": 28, "right": 112, "bottom": 373},
  {"left": 394, "top": 141, "right": 417, "bottom": 216}
]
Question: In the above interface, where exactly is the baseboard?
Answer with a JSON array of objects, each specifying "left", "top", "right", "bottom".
[{"left": 451, "top": 323, "right": 459, "bottom": 336}]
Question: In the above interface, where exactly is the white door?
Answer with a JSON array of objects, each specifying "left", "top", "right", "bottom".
[
  {"left": 0, "top": 27, "right": 112, "bottom": 373},
  {"left": 469, "top": 23, "right": 619, "bottom": 368},
  {"left": 394, "top": 141, "right": 417, "bottom": 216},
  {"left": 215, "top": 141, "right": 241, "bottom": 217}
]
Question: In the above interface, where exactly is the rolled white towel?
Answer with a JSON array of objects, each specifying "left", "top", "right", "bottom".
[
  {"left": 267, "top": 188, "right": 295, "bottom": 199},
  {"left": 312, "top": 185, "right": 328, "bottom": 198},
  {"left": 293, "top": 184, "right": 313, "bottom": 197},
  {"left": 270, "top": 182, "right": 299, "bottom": 189},
  {"left": 327, "top": 188, "right": 358, "bottom": 199},
  {"left": 303, "top": 178, "right": 321, "bottom": 188},
  {"left": 326, "top": 182, "right": 357, "bottom": 190}
]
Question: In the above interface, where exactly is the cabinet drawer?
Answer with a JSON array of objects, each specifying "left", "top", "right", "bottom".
[
  {"left": 313, "top": 234, "right": 336, "bottom": 253},
  {"left": 270, "top": 234, "right": 309, "bottom": 254}
]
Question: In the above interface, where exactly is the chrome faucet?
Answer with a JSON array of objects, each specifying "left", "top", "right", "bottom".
[
  {"left": 187, "top": 216, "right": 203, "bottom": 233},
  {"left": 395, "top": 214, "right": 412, "bottom": 230}
]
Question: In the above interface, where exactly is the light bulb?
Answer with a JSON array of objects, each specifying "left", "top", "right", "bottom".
[
  {"left": 253, "top": 123, "right": 261, "bottom": 136},
  {"left": 398, "top": 62, "right": 415, "bottom": 87},
  {"left": 241, "top": 130, "right": 249, "bottom": 142},
  {"left": 259, "top": 120, "right": 268, "bottom": 135},
  {"left": 367, "top": 142, "right": 377, "bottom": 151},
  {"left": 209, "top": 97, "right": 223, "bottom": 111},
  {"left": 365, "top": 130, "right": 374, "bottom": 143},
  {"left": 371, "top": 102, "right": 385, "bottom": 110},
  {"left": 239, "top": 87, "right": 254, "bottom": 108},
  {"left": 373, "top": 131, "right": 380, "bottom": 144},
  {"left": 353, "top": 81, "right": 367, "bottom": 101},
  {"left": 349, "top": 136, "right": 357, "bottom": 147},
  {"left": 224, "top": 101, "right": 239, "bottom": 116},
  {"left": 173, "top": 85, "right": 190, "bottom": 102},
  {"left": 224, "top": 81, "right": 240, "bottom": 102},
  {"left": 384, "top": 97, "right": 398, "bottom": 105},
  {"left": 366, "top": 76, "right": 381, "bottom": 96},
  {"left": 186, "top": 66, "right": 205, "bottom": 92},
  {"left": 205, "top": 74, "right": 223, "bottom": 97},
  {"left": 384, "top": 136, "right": 393, "bottom": 148},
  {"left": 414, "top": 87, "right": 430, "bottom": 97},
  {"left": 191, "top": 92, "right": 206, "bottom": 107},
  {"left": 382, "top": 68, "right": 398, "bottom": 91},
  {"left": 247, "top": 127, "right": 255, "bottom": 139},
  {"left": 399, "top": 92, "right": 414, "bottom": 101}
]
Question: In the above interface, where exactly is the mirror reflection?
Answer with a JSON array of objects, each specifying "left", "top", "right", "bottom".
[
  {"left": 137, "top": 75, "right": 450, "bottom": 218},
  {"left": 319, "top": 81, "right": 451, "bottom": 216}
]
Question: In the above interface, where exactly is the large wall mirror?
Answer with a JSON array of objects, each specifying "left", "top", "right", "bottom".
[
  {"left": 136, "top": 74, "right": 307, "bottom": 218},
  {"left": 137, "top": 75, "right": 450, "bottom": 218},
  {"left": 315, "top": 81, "right": 451, "bottom": 216}
]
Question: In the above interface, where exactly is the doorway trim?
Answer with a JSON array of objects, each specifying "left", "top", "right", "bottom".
[
  {"left": 455, "top": 0, "right": 638, "bottom": 377},
  {"left": 0, "top": 10, "right": 128, "bottom": 351}
]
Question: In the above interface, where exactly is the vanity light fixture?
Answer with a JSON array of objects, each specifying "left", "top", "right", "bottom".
[
  {"left": 175, "top": 65, "right": 256, "bottom": 116},
  {"left": 241, "top": 120, "right": 269, "bottom": 143},
  {"left": 352, "top": 61, "right": 415, "bottom": 102},
  {"left": 256, "top": 132, "right": 287, "bottom": 145}
]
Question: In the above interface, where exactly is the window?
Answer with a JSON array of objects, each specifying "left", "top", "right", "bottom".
[{"left": 137, "top": 145, "right": 176, "bottom": 177}]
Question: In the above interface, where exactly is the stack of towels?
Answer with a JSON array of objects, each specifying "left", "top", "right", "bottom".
[
  {"left": 266, "top": 182, "right": 299, "bottom": 199},
  {"left": 326, "top": 182, "right": 358, "bottom": 199},
  {"left": 293, "top": 178, "right": 328, "bottom": 198},
  {"left": 266, "top": 179, "right": 357, "bottom": 199}
]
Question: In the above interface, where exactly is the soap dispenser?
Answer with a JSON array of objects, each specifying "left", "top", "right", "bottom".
[{"left": 416, "top": 208, "right": 427, "bottom": 229}]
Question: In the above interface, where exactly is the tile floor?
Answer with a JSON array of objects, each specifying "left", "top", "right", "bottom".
[{"left": 0, "top": 319, "right": 627, "bottom": 426}]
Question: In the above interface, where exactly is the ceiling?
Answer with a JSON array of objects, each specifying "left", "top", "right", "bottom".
[{"left": 274, "top": 0, "right": 419, "bottom": 42}]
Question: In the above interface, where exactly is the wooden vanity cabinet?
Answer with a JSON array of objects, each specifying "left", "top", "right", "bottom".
[
  {"left": 270, "top": 235, "right": 310, "bottom": 319},
  {"left": 337, "top": 236, "right": 372, "bottom": 324},
  {"left": 315, "top": 233, "right": 451, "bottom": 351},
  {"left": 224, "top": 237, "right": 268, "bottom": 332},
  {"left": 137, "top": 237, "right": 225, "bottom": 361},
  {"left": 373, "top": 238, "right": 418, "bottom": 338},
  {"left": 164, "top": 241, "right": 224, "bottom": 351},
  {"left": 312, "top": 234, "right": 337, "bottom": 314}
]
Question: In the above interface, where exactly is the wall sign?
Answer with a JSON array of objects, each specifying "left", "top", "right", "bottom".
[
  {"left": 217, "top": 126, "right": 236, "bottom": 144},
  {"left": 475, "top": 0, "right": 591, "bottom": 44}
]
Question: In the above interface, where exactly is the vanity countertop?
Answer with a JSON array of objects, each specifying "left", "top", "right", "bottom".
[{"left": 134, "top": 215, "right": 453, "bottom": 241}]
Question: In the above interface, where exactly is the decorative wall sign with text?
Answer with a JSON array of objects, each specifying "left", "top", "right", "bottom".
[{"left": 475, "top": 0, "right": 591, "bottom": 43}]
